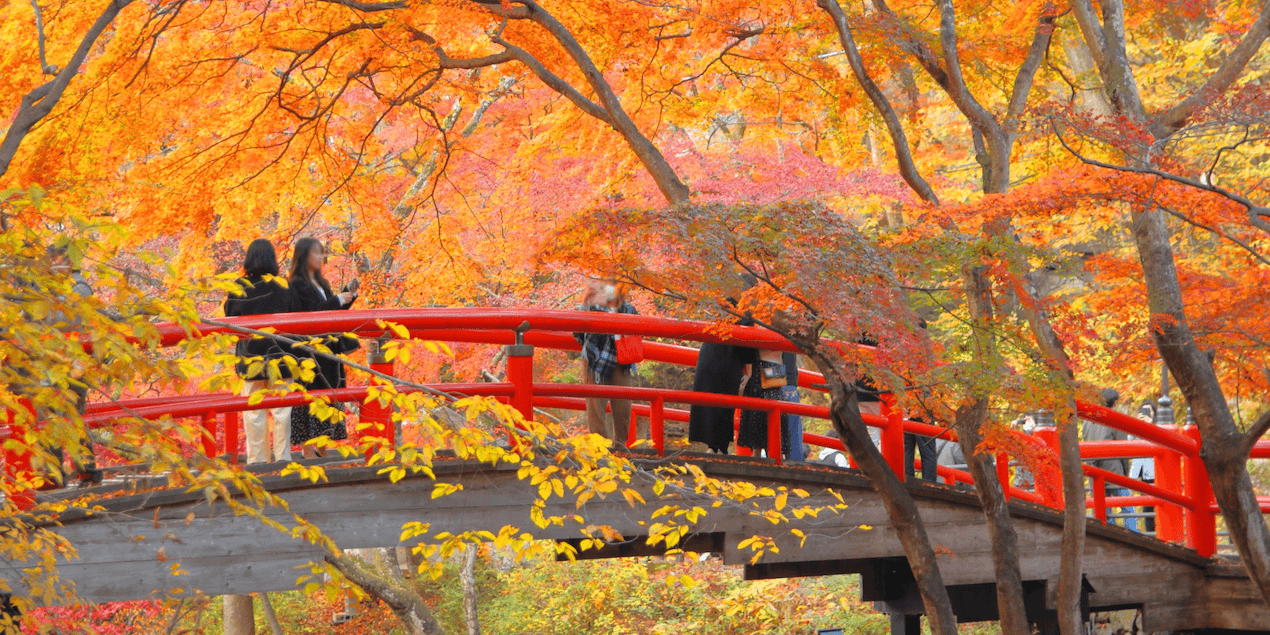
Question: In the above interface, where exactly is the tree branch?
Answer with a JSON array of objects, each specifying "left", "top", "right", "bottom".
[
  {"left": 1069, "top": 0, "right": 1107, "bottom": 68},
  {"left": 489, "top": 35, "right": 614, "bottom": 126},
  {"left": 817, "top": 0, "right": 940, "bottom": 204},
  {"left": 316, "top": 0, "right": 407, "bottom": 12},
  {"left": 1052, "top": 122, "right": 1270, "bottom": 237},
  {"left": 1151, "top": 0, "right": 1270, "bottom": 138},
  {"left": 1241, "top": 409, "right": 1270, "bottom": 458},
  {"left": 0, "top": 0, "right": 137, "bottom": 180},
  {"left": 1005, "top": 8, "right": 1057, "bottom": 132},
  {"left": 30, "top": 0, "right": 56, "bottom": 74}
]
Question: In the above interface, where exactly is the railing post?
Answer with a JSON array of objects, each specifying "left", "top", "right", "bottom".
[
  {"left": 1155, "top": 396, "right": 1184, "bottom": 543},
  {"left": 768, "top": 408, "right": 782, "bottom": 466},
  {"left": 650, "top": 398, "right": 665, "bottom": 457},
  {"left": 735, "top": 411, "right": 752, "bottom": 456},
  {"left": 2, "top": 399, "right": 36, "bottom": 510},
  {"left": 1092, "top": 475, "right": 1107, "bottom": 524},
  {"left": 996, "top": 453, "right": 1011, "bottom": 499},
  {"left": 224, "top": 411, "right": 241, "bottom": 464},
  {"left": 201, "top": 411, "right": 217, "bottom": 458},
  {"left": 1035, "top": 423, "right": 1062, "bottom": 507},
  {"left": 1183, "top": 420, "right": 1216, "bottom": 556},
  {"left": 627, "top": 410, "right": 638, "bottom": 448},
  {"left": 362, "top": 337, "right": 397, "bottom": 462},
  {"left": 505, "top": 321, "right": 534, "bottom": 428},
  {"left": 880, "top": 397, "right": 905, "bottom": 480}
]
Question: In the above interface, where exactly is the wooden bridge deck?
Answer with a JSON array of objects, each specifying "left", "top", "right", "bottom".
[{"left": 13, "top": 453, "right": 1269, "bottom": 633}]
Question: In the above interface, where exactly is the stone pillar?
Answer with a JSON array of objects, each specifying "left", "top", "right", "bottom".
[{"left": 223, "top": 595, "right": 255, "bottom": 635}]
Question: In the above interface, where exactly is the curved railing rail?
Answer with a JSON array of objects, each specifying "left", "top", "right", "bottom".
[{"left": 10, "top": 307, "right": 1269, "bottom": 558}]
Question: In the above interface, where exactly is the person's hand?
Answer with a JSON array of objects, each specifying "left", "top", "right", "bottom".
[{"left": 338, "top": 292, "right": 353, "bottom": 305}]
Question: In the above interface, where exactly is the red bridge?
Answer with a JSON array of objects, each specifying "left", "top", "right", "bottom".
[{"left": 5, "top": 308, "right": 1269, "bottom": 633}]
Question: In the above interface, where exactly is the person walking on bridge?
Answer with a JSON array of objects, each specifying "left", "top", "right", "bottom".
[
  {"left": 572, "top": 281, "right": 638, "bottom": 447},
  {"left": 224, "top": 239, "right": 301, "bottom": 464},
  {"left": 288, "top": 237, "right": 360, "bottom": 459}
]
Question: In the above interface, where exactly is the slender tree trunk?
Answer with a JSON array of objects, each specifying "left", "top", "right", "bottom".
[
  {"left": 800, "top": 347, "right": 959, "bottom": 635},
  {"left": 461, "top": 546, "right": 480, "bottom": 635},
  {"left": 259, "top": 593, "right": 284, "bottom": 635},
  {"left": 1055, "top": 400, "right": 1087, "bottom": 635}
]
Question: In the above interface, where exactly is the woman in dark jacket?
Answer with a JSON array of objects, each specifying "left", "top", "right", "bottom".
[
  {"left": 687, "top": 341, "right": 756, "bottom": 453},
  {"left": 224, "top": 239, "right": 301, "bottom": 464},
  {"left": 287, "top": 237, "right": 360, "bottom": 457}
]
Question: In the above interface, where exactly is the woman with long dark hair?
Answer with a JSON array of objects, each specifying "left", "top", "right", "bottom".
[
  {"left": 288, "top": 237, "right": 360, "bottom": 458},
  {"left": 224, "top": 238, "right": 300, "bottom": 464}
]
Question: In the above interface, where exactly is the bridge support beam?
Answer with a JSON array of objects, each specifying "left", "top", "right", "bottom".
[{"left": 223, "top": 594, "right": 255, "bottom": 635}]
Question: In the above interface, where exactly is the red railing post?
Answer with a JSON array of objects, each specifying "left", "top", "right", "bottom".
[
  {"left": 650, "top": 397, "right": 665, "bottom": 457},
  {"left": 1035, "top": 424, "right": 1062, "bottom": 507},
  {"left": 996, "top": 453, "right": 1011, "bottom": 499},
  {"left": 768, "top": 408, "right": 782, "bottom": 466},
  {"left": 627, "top": 410, "right": 638, "bottom": 448},
  {"left": 1156, "top": 446, "right": 1184, "bottom": 543},
  {"left": 362, "top": 337, "right": 397, "bottom": 462},
  {"left": 505, "top": 322, "right": 534, "bottom": 425},
  {"left": 735, "top": 411, "right": 752, "bottom": 456},
  {"left": 201, "top": 411, "right": 217, "bottom": 458},
  {"left": 3, "top": 399, "right": 36, "bottom": 510},
  {"left": 224, "top": 411, "right": 241, "bottom": 464},
  {"left": 1092, "top": 475, "right": 1107, "bottom": 524},
  {"left": 880, "top": 397, "right": 905, "bottom": 480},
  {"left": 1183, "top": 423, "right": 1216, "bottom": 556}
]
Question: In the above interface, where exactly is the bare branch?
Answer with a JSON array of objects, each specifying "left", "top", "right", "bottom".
[
  {"left": 489, "top": 36, "right": 613, "bottom": 126},
  {"left": 817, "top": 0, "right": 940, "bottom": 204},
  {"left": 1005, "top": 8, "right": 1057, "bottom": 131},
  {"left": 1241, "top": 409, "right": 1270, "bottom": 458},
  {"left": 316, "top": 0, "right": 407, "bottom": 11},
  {"left": 1153, "top": 0, "right": 1270, "bottom": 138},
  {"left": 30, "top": 0, "right": 56, "bottom": 74}
]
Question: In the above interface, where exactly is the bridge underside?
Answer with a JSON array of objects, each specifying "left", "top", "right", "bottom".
[{"left": 13, "top": 454, "right": 1269, "bottom": 633}]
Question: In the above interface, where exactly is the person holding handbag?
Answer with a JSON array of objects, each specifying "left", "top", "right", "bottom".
[
  {"left": 572, "top": 281, "right": 639, "bottom": 447},
  {"left": 287, "top": 237, "right": 360, "bottom": 458},
  {"left": 736, "top": 347, "right": 791, "bottom": 458}
]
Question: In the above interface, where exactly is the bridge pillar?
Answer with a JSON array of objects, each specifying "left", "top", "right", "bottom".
[
  {"left": 1183, "top": 423, "right": 1216, "bottom": 556},
  {"left": 880, "top": 397, "right": 905, "bottom": 480},
  {"left": 505, "top": 321, "right": 534, "bottom": 425},
  {"left": 2, "top": 400, "right": 35, "bottom": 511},
  {"left": 1034, "top": 425, "right": 1061, "bottom": 507},
  {"left": 222, "top": 594, "right": 255, "bottom": 635},
  {"left": 362, "top": 338, "right": 396, "bottom": 462}
]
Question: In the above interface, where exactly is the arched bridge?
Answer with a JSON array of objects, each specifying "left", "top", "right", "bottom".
[{"left": 6, "top": 309, "right": 1270, "bottom": 633}]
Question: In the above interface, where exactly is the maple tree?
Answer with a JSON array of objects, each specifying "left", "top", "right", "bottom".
[{"left": 4, "top": 0, "right": 1270, "bottom": 632}]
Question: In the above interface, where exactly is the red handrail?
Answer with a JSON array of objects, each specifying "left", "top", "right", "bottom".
[{"left": 6, "top": 308, "right": 1227, "bottom": 556}]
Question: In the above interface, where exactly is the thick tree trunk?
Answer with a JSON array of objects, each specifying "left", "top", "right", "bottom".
[
  {"left": 954, "top": 400, "right": 1032, "bottom": 635},
  {"left": 222, "top": 595, "right": 255, "bottom": 635},
  {"left": 800, "top": 347, "right": 959, "bottom": 635},
  {"left": 1131, "top": 208, "right": 1270, "bottom": 605},
  {"left": 326, "top": 552, "right": 446, "bottom": 635}
]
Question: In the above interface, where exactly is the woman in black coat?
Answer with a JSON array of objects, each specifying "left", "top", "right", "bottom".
[
  {"left": 688, "top": 339, "right": 757, "bottom": 453},
  {"left": 287, "top": 237, "right": 360, "bottom": 458},
  {"left": 224, "top": 239, "right": 301, "bottom": 464}
]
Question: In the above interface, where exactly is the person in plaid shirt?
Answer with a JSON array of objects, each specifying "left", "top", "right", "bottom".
[{"left": 573, "top": 281, "right": 638, "bottom": 446}]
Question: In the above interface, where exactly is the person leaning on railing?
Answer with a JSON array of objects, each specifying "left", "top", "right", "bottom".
[
  {"left": 224, "top": 239, "right": 301, "bottom": 465},
  {"left": 572, "top": 281, "right": 638, "bottom": 447}
]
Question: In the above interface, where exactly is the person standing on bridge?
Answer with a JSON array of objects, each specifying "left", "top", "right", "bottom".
[
  {"left": 573, "top": 281, "right": 638, "bottom": 447},
  {"left": 688, "top": 316, "right": 758, "bottom": 454},
  {"left": 1082, "top": 388, "right": 1134, "bottom": 530},
  {"left": 288, "top": 237, "right": 360, "bottom": 458},
  {"left": 225, "top": 239, "right": 302, "bottom": 464}
]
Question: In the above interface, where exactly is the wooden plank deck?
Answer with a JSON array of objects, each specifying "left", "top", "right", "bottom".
[{"left": 9, "top": 454, "right": 1267, "bottom": 632}]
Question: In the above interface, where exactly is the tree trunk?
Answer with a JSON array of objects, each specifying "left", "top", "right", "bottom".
[
  {"left": 326, "top": 552, "right": 446, "bottom": 635},
  {"left": 1055, "top": 399, "right": 1088, "bottom": 635},
  {"left": 259, "top": 593, "right": 284, "bottom": 635},
  {"left": 954, "top": 400, "right": 1032, "bottom": 635},
  {"left": 461, "top": 546, "right": 480, "bottom": 635},
  {"left": 1131, "top": 208, "right": 1270, "bottom": 605},
  {"left": 800, "top": 347, "right": 959, "bottom": 635}
]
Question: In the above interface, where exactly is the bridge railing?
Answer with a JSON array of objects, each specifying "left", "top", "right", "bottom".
[{"left": 8, "top": 307, "right": 1261, "bottom": 558}]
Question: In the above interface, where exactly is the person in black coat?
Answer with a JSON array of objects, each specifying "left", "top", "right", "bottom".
[
  {"left": 287, "top": 237, "right": 360, "bottom": 458},
  {"left": 225, "top": 239, "right": 301, "bottom": 464},
  {"left": 688, "top": 328, "right": 758, "bottom": 454}
]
